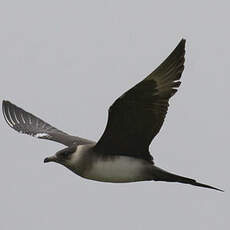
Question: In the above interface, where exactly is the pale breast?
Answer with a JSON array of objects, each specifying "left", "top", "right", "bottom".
[{"left": 82, "top": 156, "right": 153, "bottom": 183}]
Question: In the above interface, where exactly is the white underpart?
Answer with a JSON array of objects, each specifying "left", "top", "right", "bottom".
[
  {"left": 85, "top": 156, "right": 150, "bottom": 182},
  {"left": 69, "top": 145, "right": 152, "bottom": 183}
]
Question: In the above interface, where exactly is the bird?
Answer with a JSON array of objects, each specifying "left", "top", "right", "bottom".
[{"left": 2, "top": 39, "right": 223, "bottom": 192}]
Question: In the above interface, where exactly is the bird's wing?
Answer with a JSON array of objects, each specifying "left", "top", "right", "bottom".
[
  {"left": 2, "top": 100, "right": 93, "bottom": 146},
  {"left": 94, "top": 39, "right": 186, "bottom": 162}
]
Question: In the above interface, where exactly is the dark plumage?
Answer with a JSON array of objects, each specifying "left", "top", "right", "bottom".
[
  {"left": 94, "top": 39, "right": 185, "bottom": 162},
  {"left": 2, "top": 39, "right": 223, "bottom": 192}
]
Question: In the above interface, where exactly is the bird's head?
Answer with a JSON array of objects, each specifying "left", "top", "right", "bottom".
[{"left": 44, "top": 145, "right": 77, "bottom": 165}]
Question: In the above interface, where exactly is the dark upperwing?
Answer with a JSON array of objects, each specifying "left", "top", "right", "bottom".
[{"left": 94, "top": 39, "right": 186, "bottom": 162}]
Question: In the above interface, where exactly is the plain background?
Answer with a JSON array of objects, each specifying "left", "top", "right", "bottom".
[{"left": 1, "top": 1, "right": 229, "bottom": 229}]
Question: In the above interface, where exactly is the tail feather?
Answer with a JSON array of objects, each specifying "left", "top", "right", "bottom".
[
  {"left": 153, "top": 167, "right": 223, "bottom": 192},
  {"left": 189, "top": 180, "right": 223, "bottom": 192}
]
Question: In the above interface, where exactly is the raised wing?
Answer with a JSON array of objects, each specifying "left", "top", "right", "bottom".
[
  {"left": 94, "top": 39, "right": 186, "bottom": 162},
  {"left": 2, "top": 100, "right": 93, "bottom": 146}
]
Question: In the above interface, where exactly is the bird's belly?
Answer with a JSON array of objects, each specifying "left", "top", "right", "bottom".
[{"left": 82, "top": 156, "right": 153, "bottom": 183}]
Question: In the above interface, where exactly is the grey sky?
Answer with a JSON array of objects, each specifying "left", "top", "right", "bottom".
[{"left": 1, "top": 1, "right": 229, "bottom": 229}]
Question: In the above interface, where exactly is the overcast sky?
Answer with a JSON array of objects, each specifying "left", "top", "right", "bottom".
[{"left": 1, "top": 1, "right": 229, "bottom": 229}]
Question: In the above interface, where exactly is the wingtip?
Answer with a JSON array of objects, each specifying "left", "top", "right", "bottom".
[
  {"left": 2, "top": 100, "right": 8, "bottom": 113},
  {"left": 2, "top": 100, "right": 11, "bottom": 108},
  {"left": 2, "top": 100, "right": 12, "bottom": 115},
  {"left": 2, "top": 99, "right": 14, "bottom": 128},
  {"left": 166, "top": 38, "right": 186, "bottom": 60},
  {"left": 177, "top": 38, "right": 186, "bottom": 50},
  {"left": 2, "top": 100, "right": 7, "bottom": 106},
  {"left": 180, "top": 38, "right": 186, "bottom": 45}
]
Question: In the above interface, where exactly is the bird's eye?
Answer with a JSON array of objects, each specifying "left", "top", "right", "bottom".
[
  {"left": 61, "top": 151, "right": 68, "bottom": 157},
  {"left": 59, "top": 150, "right": 71, "bottom": 159},
  {"left": 57, "top": 146, "right": 76, "bottom": 159}
]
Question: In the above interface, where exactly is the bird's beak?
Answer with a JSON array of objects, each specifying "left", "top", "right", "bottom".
[{"left": 44, "top": 155, "right": 57, "bottom": 163}]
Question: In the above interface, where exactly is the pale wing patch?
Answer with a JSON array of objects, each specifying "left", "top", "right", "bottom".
[
  {"left": 34, "top": 133, "right": 50, "bottom": 138},
  {"left": 7, "top": 106, "right": 16, "bottom": 126},
  {"left": 2, "top": 106, "right": 13, "bottom": 127}
]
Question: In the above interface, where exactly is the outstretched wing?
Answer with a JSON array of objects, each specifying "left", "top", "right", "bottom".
[
  {"left": 94, "top": 39, "right": 186, "bottom": 162},
  {"left": 2, "top": 100, "right": 93, "bottom": 146}
]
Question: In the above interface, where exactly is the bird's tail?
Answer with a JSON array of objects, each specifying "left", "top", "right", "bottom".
[{"left": 153, "top": 167, "right": 223, "bottom": 192}]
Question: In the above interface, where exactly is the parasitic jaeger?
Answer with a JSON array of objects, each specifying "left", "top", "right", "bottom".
[{"left": 2, "top": 39, "right": 223, "bottom": 191}]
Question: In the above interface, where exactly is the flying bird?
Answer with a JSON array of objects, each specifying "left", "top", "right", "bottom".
[{"left": 2, "top": 39, "right": 223, "bottom": 191}]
